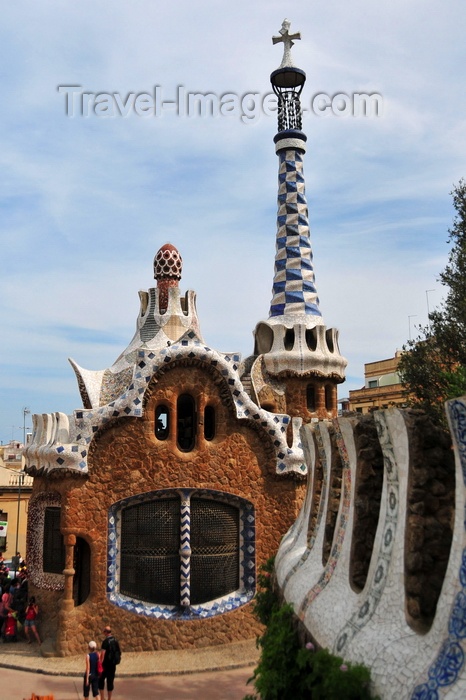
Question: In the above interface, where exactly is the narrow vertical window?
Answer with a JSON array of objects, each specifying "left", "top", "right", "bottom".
[
  {"left": 325, "top": 329, "right": 335, "bottom": 353},
  {"left": 307, "top": 385, "right": 316, "bottom": 412},
  {"left": 177, "top": 394, "right": 196, "bottom": 451},
  {"left": 155, "top": 405, "right": 170, "bottom": 440},
  {"left": 204, "top": 406, "right": 215, "bottom": 441},
  {"left": 284, "top": 328, "right": 295, "bottom": 350},
  {"left": 43, "top": 507, "right": 65, "bottom": 574},
  {"left": 325, "top": 385, "right": 333, "bottom": 411},
  {"left": 305, "top": 328, "right": 317, "bottom": 351}
]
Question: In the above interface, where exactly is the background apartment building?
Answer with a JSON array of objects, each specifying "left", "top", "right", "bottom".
[
  {"left": 0, "top": 440, "right": 33, "bottom": 558},
  {"left": 349, "top": 350, "right": 407, "bottom": 414}
]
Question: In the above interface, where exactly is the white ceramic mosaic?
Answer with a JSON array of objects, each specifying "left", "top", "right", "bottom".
[{"left": 275, "top": 403, "right": 466, "bottom": 699}]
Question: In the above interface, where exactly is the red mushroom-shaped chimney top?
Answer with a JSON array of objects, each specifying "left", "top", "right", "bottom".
[
  {"left": 153, "top": 243, "right": 183, "bottom": 314},
  {"left": 154, "top": 243, "right": 183, "bottom": 282}
]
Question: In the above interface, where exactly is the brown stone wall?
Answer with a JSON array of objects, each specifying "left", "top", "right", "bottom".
[
  {"left": 30, "top": 363, "right": 305, "bottom": 655},
  {"left": 307, "top": 432, "right": 323, "bottom": 542},
  {"left": 29, "top": 579, "right": 65, "bottom": 643},
  {"left": 404, "top": 410, "right": 455, "bottom": 632},
  {"left": 322, "top": 425, "right": 343, "bottom": 565},
  {"left": 349, "top": 415, "right": 384, "bottom": 592},
  {"left": 283, "top": 377, "right": 338, "bottom": 422}
]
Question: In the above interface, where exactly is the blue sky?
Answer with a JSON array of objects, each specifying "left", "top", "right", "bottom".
[{"left": 1, "top": 1, "right": 465, "bottom": 443}]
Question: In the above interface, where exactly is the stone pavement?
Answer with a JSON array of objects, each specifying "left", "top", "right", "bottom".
[
  {"left": 0, "top": 638, "right": 260, "bottom": 700},
  {"left": 0, "top": 637, "right": 259, "bottom": 677}
]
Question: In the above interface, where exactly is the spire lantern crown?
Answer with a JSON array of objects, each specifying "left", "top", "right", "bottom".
[{"left": 271, "top": 20, "right": 306, "bottom": 134}]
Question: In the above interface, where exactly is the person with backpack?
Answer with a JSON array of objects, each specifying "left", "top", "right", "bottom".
[{"left": 98, "top": 626, "right": 121, "bottom": 700}]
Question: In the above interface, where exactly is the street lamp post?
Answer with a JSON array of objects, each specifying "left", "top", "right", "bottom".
[
  {"left": 408, "top": 315, "right": 417, "bottom": 342},
  {"left": 23, "top": 407, "right": 30, "bottom": 446},
  {"left": 13, "top": 407, "right": 30, "bottom": 575},
  {"left": 13, "top": 471, "right": 24, "bottom": 576},
  {"left": 426, "top": 289, "right": 435, "bottom": 323}
]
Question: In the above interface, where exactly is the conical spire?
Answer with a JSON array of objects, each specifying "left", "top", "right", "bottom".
[{"left": 269, "top": 148, "right": 322, "bottom": 323}]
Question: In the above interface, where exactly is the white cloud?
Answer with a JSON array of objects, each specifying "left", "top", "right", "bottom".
[{"left": 0, "top": 1, "right": 465, "bottom": 440}]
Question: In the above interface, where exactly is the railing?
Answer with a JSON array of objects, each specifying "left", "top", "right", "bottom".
[{"left": 8, "top": 473, "right": 33, "bottom": 487}]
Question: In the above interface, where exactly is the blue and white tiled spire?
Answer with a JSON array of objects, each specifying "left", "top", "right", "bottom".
[
  {"left": 252, "top": 20, "right": 347, "bottom": 383},
  {"left": 268, "top": 19, "right": 322, "bottom": 327},
  {"left": 270, "top": 147, "right": 322, "bottom": 322}
]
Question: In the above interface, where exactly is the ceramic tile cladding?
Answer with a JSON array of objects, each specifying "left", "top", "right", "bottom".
[
  {"left": 276, "top": 406, "right": 466, "bottom": 699},
  {"left": 24, "top": 333, "right": 306, "bottom": 477},
  {"left": 269, "top": 149, "right": 321, "bottom": 319}
]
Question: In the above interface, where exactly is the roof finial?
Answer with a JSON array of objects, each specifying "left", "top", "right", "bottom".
[{"left": 272, "top": 19, "right": 301, "bottom": 68}]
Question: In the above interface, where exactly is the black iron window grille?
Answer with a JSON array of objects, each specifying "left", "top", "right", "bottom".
[
  {"left": 277, "top": 91, "right": 302, "bottom": 131},
  {"left": 43, "top": 506, "right": 66, "bottom": 574},
  {"left": 119, "top": 492, "right": 241, "bottom": 607},
  {"left": 177, "top": 394, "right": 196, "bottom": 451}
]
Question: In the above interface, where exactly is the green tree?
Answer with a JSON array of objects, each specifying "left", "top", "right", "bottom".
[{"left": 399, "top": 179, "right": 466, "bottom": 425}]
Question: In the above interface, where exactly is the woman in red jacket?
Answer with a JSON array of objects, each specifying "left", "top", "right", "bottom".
[{"left": 24, "top": 596, "right": 41, "bottom": 644}]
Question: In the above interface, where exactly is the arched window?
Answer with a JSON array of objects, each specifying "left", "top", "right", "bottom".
[
  {"left": 155, "top": 405, "right": 170, "bottom": 440},
  {"left": 74, "top": 537, "right": 91, "bottom": 606},
  {"left": 326, "top": 329, "right": 335, "bottom": 353},
  {"left": 177, "top": 394, "right": 196, "bottom": 451},
  {"left": 305, "top": 328, "right": 317, "bottom": 351},
  {"left": 284, "top": 328, "right": 295, "bottom": 350},
  {"left": 204, "top": 405, "right": 215, "bottom": 441}
]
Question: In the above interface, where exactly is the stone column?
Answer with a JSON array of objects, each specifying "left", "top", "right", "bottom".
[
  {"left": 61, "top": 533, "right": 76, "bottom": 612},
  {"left": 315, "top": 384, "right": 326, "bottom": 414}
]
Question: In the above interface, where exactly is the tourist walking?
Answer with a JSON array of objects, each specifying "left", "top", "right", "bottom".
[
  {"left": 0, "top": 590, "right": 14, "bottom": 639},
  {"left": 99, "top": 626, "right": 121, "bottom": 700},
  {"left": 83, "top": 640, "right": 100, "bottom": 699},
  {"left": 24, "top": 596, "right": 41, "bottom": 644}
]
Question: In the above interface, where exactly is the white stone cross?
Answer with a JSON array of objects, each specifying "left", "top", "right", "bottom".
[{"left": 272, "top": 19, "right": 301, "bottom": 68}]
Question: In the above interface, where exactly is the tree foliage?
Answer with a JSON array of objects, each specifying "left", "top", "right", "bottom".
[{"left": 399, "top": 180, "right": 466, "bottom": 425}]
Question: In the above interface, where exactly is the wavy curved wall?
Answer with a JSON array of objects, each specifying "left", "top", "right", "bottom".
[{"left": 276, "top": 401, "right": 466, "bottom": 699}]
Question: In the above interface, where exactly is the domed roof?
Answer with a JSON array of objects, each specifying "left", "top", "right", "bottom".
[{"left": 154, "top": 243, "right": 183, "bottom": 281}]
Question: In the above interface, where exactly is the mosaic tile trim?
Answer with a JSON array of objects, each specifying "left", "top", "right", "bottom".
[
  {"left": 334, "top": 411, "right": 400, "bottom": 655},
  {"left": 269, "top": 148, "right": 321, "bottom": 320},
  {"left": 27, "top": 492, "right": 65, "bottom": 591},
  {"left": 297, "top": 420, "right": 351, "bottom": 620},
  {"left": 411, "top": 398, "right": 466, "bottom": 699},
  {"left": 25, "top": 331, "right": 307, "bottom": 477},
  {"left": 106, "top": 488, "right": 255, "bottom": 620},
  {"left": 281, "top": 424, "right": 330, "bottom": 587},
  {"left": 180, "top": 490, "right": 191, "bottom": 607}
]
